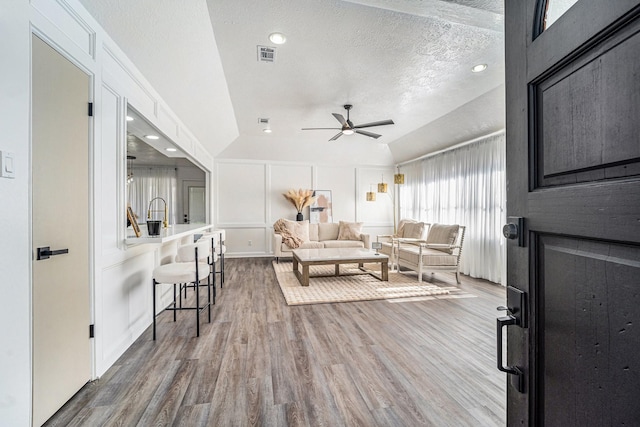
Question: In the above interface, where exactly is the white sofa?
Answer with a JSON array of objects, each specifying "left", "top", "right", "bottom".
[{"left": 273, "top": 221, "right": 370, "bottom": 262}]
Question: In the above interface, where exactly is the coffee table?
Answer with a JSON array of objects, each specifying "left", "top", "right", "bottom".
[{"left": 291, "top": 247, "right": 389, "bottom": 286}]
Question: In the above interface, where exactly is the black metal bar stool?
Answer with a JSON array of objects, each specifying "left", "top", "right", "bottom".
[{"left": 152, "top": 240, "right": 211, "bottom": 340}]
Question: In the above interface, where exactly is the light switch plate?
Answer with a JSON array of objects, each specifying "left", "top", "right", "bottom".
[{"left": 0, "top": 151, "right": 16, "bottom": 179}]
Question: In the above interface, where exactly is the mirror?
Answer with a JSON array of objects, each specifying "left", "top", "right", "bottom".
[{"left": 126, "top": 107, "right": 207, "bottom": 228}]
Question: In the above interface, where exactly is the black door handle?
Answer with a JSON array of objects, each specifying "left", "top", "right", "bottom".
[
  {"left": 497, "top": 315, "right": 524, "bottom": 392},
  {"left": 37, "top": 246, "right": 69, "bottom": 260}
]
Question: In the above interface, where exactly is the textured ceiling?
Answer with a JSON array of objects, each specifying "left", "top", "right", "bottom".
[{"left": 78, "top": 0, "right": 505, "bottom": 165}]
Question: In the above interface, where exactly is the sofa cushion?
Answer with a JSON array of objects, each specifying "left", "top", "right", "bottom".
[
  {"left": 426, "top": 224, "right": 459, "bottom": 253},
  {"left": 322, "top": 240, "right": 365, "bottom": 249},
  {"left": 318, "top": 223, "right": 340, "bottom": 241},
  {"left": 279, "top": 240, "right": 324, "bottom": 253},
  {"left": 282, "top": 219, "right": 310, "bottom": 242},
  {"left": 402, "top": 222, "right": 426, "bottom": 239},
  {"left": 337, "top": 221, "right": 363, "bottom": 241},
  {"left": 308, "top": 223, "right": 319, "bottom": 241},
  {"left": 398, "top": 245, "right": 458, "bottom": 266}
]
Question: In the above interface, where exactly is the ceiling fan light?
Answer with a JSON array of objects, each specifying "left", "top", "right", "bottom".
[
  {"left": 342, "top": 129, "right": 354, "bottom": 135},
  {"left": 263, "top": 128, "right": 272, "bottom": 133}
]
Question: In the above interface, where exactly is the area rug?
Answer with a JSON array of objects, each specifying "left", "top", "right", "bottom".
[{"left": 273, "top": 261, "right": 474, "bottom": 306}]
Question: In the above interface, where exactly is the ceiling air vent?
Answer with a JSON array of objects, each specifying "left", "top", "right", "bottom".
[{"left": 257, "top": 45, "right": 276, "bottom": 63}]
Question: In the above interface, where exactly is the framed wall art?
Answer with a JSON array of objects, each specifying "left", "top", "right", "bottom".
[
  {"left": 127, "top": 204, "right": 141, "bottom": 237},
  {"left": 310, "top": 190, "right": 332, "bottom": 223}
]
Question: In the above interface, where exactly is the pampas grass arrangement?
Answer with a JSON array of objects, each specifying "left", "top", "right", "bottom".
[{"left": 283, "top": 189, "right": 316, "bottom": 213}]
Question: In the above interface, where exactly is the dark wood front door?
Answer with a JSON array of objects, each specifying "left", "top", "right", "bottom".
[{"left": 505, "top": 0, "right": 640, "bottom": 424}]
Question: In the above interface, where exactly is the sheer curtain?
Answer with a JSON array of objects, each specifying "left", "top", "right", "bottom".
[
  {"left": 127, "top": 167, "right": 178, "bottom": 225},
  {"left": 399, "top": 132, "right": 506, "bottom": 284}
]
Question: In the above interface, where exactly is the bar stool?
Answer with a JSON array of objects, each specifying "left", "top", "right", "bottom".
[
  {"left": 152, "top": 240, "right": 211, "bottom": 340},
  {"left": 212, "top": 229, "right": 226, "bottom": 286},
  {"left": 197, "top": 233, "right": 219, "bottom": 297},
  {"left": 199, "top": 230, "right": 225, "bottom": 288}
]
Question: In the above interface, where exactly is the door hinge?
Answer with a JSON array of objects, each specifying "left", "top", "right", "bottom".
[
  {"left": 88, "top": 102, "right": 94, "bottom": 117},
  {"left": 89, "top": 324, "right": 95, "bottom": 338}
]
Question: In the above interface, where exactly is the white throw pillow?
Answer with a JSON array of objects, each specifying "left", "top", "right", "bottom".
[{"left": 337, "top": 221, "right": 363, "bottom": 241}]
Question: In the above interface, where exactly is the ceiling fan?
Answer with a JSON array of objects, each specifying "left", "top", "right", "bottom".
[{"left": 302, "top": 104, "right": 394, "bottom": 141}]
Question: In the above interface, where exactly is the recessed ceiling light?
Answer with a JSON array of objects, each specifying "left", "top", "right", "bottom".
[
  {"left": 145, "top": 135, "right": 159, "bottom": 140},
  {"left": 269, "top": 32, "right": 286, "bottom": 45},
  {"left": 471, "top": 64, "right": 488, "bottom": 73},
  {"left": 126, "top": 116, "right": 134, "bottom": 121},
  {"left": 165, "top": 147, "right": 177, "bottom": 152}
]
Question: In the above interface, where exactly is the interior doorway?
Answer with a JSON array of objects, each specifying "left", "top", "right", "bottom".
[{"left": 182, "top": 180, "right": 206, "bottom": 223}]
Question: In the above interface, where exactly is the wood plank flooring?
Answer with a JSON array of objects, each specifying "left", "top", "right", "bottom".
[{"left": 45, "top": 258, "right": 506, "bottom": 426}]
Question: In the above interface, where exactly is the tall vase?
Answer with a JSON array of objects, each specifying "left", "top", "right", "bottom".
[{"left": 296, "top": 212, "right": 303, "bottom": 221}]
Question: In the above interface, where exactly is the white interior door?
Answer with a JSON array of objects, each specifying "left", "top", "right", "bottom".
[
  {"left": 31, "top": 34, "right": 91, "bottom": 426},
  {"left": 188, "top": 186, "right": 206, "bottom": 223}
]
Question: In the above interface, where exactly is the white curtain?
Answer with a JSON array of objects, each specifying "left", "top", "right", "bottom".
[
  {"left": 128, "top": 167, "right": 178, "bottom": 225},
  {"left": 399, "top": 133, "right": 506, "bottom": 285}
]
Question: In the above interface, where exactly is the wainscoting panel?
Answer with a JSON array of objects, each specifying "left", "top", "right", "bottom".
[
  {"left": 316, "top": 166, "right": 357, "bottom": 222},
  {"left": 97, "top": 251, "right": 154, "bottom": 376},
  {"left": 270, "top": 163, "right": 314, "bottom": 222},
  {"left": 215, "top": 160, "right": 395, "bottom": 257},
  {"left": 225, "top": 227, "right": 268, "bottom": 254},
  {"left": 99, "top": 84, "right": 122, "bottom": 257},
  {"left": 216, "top": 162, "right": 267, "bottom": 225},
  {"left": 358, "top": 167, "right": 395, "bottom": 226}
]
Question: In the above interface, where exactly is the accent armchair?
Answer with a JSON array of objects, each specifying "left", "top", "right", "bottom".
[
  {"left": 395, "top": 224, "right": 466, "bottom": 284},
  {"left": 376, "top": 219, "right": 429, "bottom": 270}
]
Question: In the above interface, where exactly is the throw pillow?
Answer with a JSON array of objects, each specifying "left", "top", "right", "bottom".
[
  {"left": 426, "top": 224, "right": 459, "bottom": 253},
  {"left": 397, "top": 219, "right": 417, "bottom": 237},
  {"left": 283, "top": 219, "right": 310, "bottom": 242},
  {"left": 337, "top": 221, "right": 363, "bottom": 241},
  {"left": 402, "top": 222, "right": 425, "bottom": 239}
]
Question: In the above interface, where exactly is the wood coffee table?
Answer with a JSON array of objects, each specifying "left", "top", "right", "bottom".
[{"left": 291, "top": 247, "right": 389, "bottom": 286}]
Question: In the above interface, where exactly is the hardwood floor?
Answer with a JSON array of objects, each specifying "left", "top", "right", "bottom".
[{"left": 45, "top": 258, "right": 506, "bottom": 426}]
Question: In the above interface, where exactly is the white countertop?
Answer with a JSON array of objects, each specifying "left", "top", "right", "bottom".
[{"left": 126, "top": 223, "right": 213, "bottom": 245}]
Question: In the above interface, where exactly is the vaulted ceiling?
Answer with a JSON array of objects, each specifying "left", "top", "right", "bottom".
[{"left": 79, "top": 0, "right": 505, "bottom": 166}]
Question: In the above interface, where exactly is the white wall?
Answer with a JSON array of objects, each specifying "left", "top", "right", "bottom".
[
  {"left": 0, "top": 1, "right": 225, "bottom": 424},
  {"left": 0, "top": 2, "right": 31, "bottom": 425},
  {"left": 215, "top": 159, "right": 396, "bottom": 257}
]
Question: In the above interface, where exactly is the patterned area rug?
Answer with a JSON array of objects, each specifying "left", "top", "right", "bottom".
[{"left": 273, "top": 261, "right": 473, "bottom": 306}]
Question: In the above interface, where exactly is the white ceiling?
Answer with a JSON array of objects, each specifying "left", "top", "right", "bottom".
[{"left": 79, "top": 0, "right": 505, "bottom": 166}]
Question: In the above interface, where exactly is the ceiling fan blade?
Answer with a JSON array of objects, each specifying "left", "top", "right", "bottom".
[
  {"left": 353, "top": 119, "right": 394, "bottom": 129},
  {"left": 301, "top": 127, "right": 341, "bottom": 130},
  {"left": 329, "top": 132, "right": 343, "bottom": 141},
  {"left": 332, "top": 113, "right": 347, "bottom": 126},
  {"left": 355, "top": 129, "right": 381, "bottom": 139}
]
